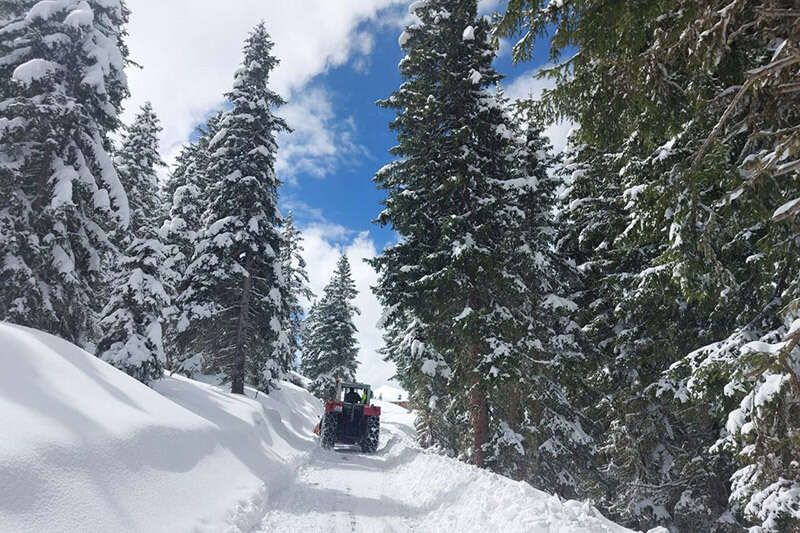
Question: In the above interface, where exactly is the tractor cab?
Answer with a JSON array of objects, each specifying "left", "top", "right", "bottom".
[
  {"left": 320, "top": 381, "right": 381, "bottom": 452},
  {"left": 337, "top": 381, "right": 372, "bottom": 405}
]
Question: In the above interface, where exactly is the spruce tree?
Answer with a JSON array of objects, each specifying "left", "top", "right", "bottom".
[
  {"left": 162, "top": 113, "right": 223, "bottom": 375},
  {"left": 301, "top": 255, "right": 360, "bottom": 400},
  {"left": 96, "top": 104, "right": 169, "bottom": 384},
  {"left": 374, "top": 0, "right": 586, "bottom": 477},
  {"left": 175, "top": 23, "right": 288, "bottom": 394},
  {"left": 275, "top": 212, "right": 314, "bottom": 370},
  {"left": 496, "top": 1, "right": 800, "bottom": 530},
  {"left": 0, "top": 0, "right": 130, "bottom": 345}
]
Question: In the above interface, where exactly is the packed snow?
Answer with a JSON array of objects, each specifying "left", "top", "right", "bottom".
[{"left": 2, "top": 322, "right": 636, "bottom": 532}]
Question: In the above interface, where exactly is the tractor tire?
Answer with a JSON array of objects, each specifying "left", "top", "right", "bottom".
[
  {"left": 360, "top": 416, "right": 380, "bottom": 453},
  {"left": 320, "top": 412, "right": 337, "bottom": 449}
]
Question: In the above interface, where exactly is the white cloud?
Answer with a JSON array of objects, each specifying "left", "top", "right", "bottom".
[
  {"left": 299, "top": 224, "right": 397, "bottom": 390},
  {"left": 276, "top": 87, "right": 367, "bottom": 183},
  {"left": 503, "top": 68, "right": 577, "bottom": 153},
  {"left": 123, "top": 0, "right": 405, "bottom": 162}
]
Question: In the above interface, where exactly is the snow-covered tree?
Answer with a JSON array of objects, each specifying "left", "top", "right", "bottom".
[
  {"left": 274, "top": 212, "right": 314, "bottom": 370},
  {"left": 0, "top": 0, "right": 130, "bottom": 345},
  {"left": 175, "top": 23, "right": 288, "bottom": 395},
  {"left": 161, "top": 113, "right": 222, "bottom": 375},
  {"left": 374, "top": 0, "right": 587, "bottom": 477},
  {"left": 380, "top": 310, "right": 456, "bottom": 452},
  {"left": 96, "top": 104, "right": 169, "bottom": 384},
  {"left": 496, "top": 1, "right": 800, "bottom": 530},
  {"left": 301, "top": 255, "right": 360, "bottom": 400}
]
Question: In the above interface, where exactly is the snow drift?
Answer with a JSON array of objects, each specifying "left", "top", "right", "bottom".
[
  {"left": 1, "top": 322, "right": 633, "bottom": 532},
  {"left": 0, "top": 322, "right": 321, "bottom": 532}
]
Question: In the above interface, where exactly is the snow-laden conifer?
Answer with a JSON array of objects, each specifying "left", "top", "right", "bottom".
[
  {"left": 175, "top": 23, "right": 288, "bottom": 394},
  {"left": 0, "top": 0, "right": 130, "bottom": 345},
  {"left": 96, "top": 104, "right": 169, "bottom": 384},
  {"left": 162, "top": 113, "right": 223, "bottom": 375},
  {"left": 301, "top": 255, "right": 359, "bottom": 400},
  {"left": 274, "top": 212, "right": 314, "bottom": 370},
  {"left": 374, "top": 0, "right": 584, "bottom": 475}
]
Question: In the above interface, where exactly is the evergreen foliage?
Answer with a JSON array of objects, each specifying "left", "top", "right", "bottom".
[
  {"left": 0, "top": 0, "right": 130, "bottom": 345},
  {"left": 275, "top": 212, "right": 314, "bottom": 371},
  {"left": 495, "top": 0, "right": 800, "bottom": 530},
  {"left": 373, "top": 0, "right": 590, "bottom": 486},
  {"left": 162, "top": 112, "right": 223, "bottom": 375},
  {"left": 174, "top": 23, "right": 288, "bottom": 395},
  {"left": 301, "top": 255, "right": 360, "bottom": 400},
  {"left": 96, "top": 104, "right": 169, "bottom": 384}
]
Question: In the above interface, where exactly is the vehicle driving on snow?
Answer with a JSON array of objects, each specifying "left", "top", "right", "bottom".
[{"left": 317, "top": 381, "right": 380, "bottom": 452}]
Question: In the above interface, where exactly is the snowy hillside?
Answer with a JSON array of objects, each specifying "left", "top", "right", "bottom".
[
  {"left": 0, "top": 322, "right": 320, "bottom": 532},
  {"left": 1, "top": 323, "right": 633, "bottom": 532}
]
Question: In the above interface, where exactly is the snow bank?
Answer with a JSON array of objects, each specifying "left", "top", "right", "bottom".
[
  {"left": 375, "top": 403, "right": 633, "bottom": 533},
  {"left": 2, "top": 322, "right": 634, "bottom": 533},
  {"left": 0, "top": 322, "right": 321, "bottom": 532}
]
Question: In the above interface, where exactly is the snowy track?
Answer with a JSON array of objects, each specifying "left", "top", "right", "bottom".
[
  {"left": 255, "top": 402, "right": 633, "bottom": 533},
  {"left": 257, "top": 410, "right": 418, "bottom": 533},
  {"left": 1, "top": 324, "right": 633, "bottom": 533}
]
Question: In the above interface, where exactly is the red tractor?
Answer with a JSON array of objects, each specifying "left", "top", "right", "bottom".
[{"left": 319, "top": 381, "right": 380, "bottom": 452}]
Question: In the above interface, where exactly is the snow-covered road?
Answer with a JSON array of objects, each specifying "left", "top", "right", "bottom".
[
  {"left": 257, "top": 404, "right": 421, "bottom": 532},
  {"left": 256, "top": 402, "right": 632, "bottom": 533},
  {"left": 1, "top": 323, "right": 634, "bottom": 533}
]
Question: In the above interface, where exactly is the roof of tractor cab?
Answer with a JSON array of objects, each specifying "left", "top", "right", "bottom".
[{"left": 339, "top": 382, "right": 371, "bottom": 390}]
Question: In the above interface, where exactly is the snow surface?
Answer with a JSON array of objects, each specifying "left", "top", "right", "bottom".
[
  {"left": 12, "top": 59, "right": 60, "bottom": 85},
  {"left": 2, "top": 322, "right": 635, "bottom": 532}
]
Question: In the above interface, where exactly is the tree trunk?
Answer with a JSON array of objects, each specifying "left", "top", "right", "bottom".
[
  {"left": 231, "top": 257, "right": 253, "bottom": 395},
  {"left": 469, "top": 344, "right": 489, "bottom": 468},
  {"left": 470, "top": 382, "right": 489, "bottom": 468}
]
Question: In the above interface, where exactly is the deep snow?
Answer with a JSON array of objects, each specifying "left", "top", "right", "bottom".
[{"left": 1, "top": 322, "right": 634, "bottom": 532}]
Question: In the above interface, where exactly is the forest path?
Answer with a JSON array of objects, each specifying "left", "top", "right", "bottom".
[
  {"left": 253, "top": 401, "right": 633, "bottom": 533},
  {"left": 255, "top": 402, "right": 420, "bottom": 532}
]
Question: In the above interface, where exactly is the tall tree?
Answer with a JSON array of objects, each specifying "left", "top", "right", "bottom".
[
  {"left": 373, "top": 0, "right": 585, "bottom": 476},
  {"left": 175, "top": 23, "right": 288, "bottom": 394},
  {"left": 162, "top": 113, "right": 223, "bottom": 375},
  {"left": 301, "top": 255, "right": 359, "bottom": 400},
  {"left": 275, "top": 212, "right": 314, "bottom": 370},
  {"left": 96, "top": 104, "right": 169, "bottom": 384},
  {"left": 496, "top": 0, "right": 800, "bottom": 530},
  {"left": 0, "top": 0, "right": 130, "bottom": 345}
]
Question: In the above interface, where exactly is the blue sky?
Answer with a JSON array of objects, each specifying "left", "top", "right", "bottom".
[
  {"left": 279, "top": 8, "right": 558, "bottom": 250},
  {"left": 123, "top": 0, "right": 564, "bottom": 390}
]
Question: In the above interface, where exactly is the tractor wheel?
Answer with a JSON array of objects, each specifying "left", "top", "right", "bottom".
[
  {"left": 320, "top": 412, "right": 337, "bottom": 449},
  {"left": 360, "top": 416, "right": 380, "bottom": 453}
]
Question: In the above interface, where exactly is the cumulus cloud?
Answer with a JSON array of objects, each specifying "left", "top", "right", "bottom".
[
  {"left": 503, "top": 69, "right": 577, "bottom": 153},
  {"left": 123, "top": 0, "right": 405, "bottom": 163},
  {"left": 299, "top": 224, "right": 396, "bottom": 389},
  {"left": 276, "top": 87, "right": 368, "bottom": 183}
]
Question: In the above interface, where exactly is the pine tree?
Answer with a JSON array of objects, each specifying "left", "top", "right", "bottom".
[
  {"left": 374, "top": 0, "right": 586, "bottom": 478},
  {"left": 162, "top": 113, "right": 223, "bottom": 375},
  {"left": 496, "top": 1, "right": 800, "bottom": 530},
  {"left": 175, "top": 23, "right": 288, "bottom": 395},
  {"left": 96, "top": 104, "right": 169, "bottom": 384},
  {"left": 301, "top": 255, "right": 360, "bottom": 400},
  {"left": 275, "top": 212, "right": 314, "bottom": 370},
  {"left": 0, "top": 0, "right": 130, "bottom": 345},
  {"left": 380, "top": 310, "right": 456, "bottom": 452}
]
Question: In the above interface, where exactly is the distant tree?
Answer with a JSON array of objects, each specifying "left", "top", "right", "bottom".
[
  {"left": 96, "top": 104, "right": 170, "bottom": 384},
  {"left": 0, "top": 0, "right": 130, "bottom": 345},
  {"left": 175, "top": 23, "right": 288, "bottom": 394},
  {"left": 274, "top": 212, "right": 314, "bottom": 370},
  {"left": 301, "top": 255, "right": 360, "bottom": 400}
]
